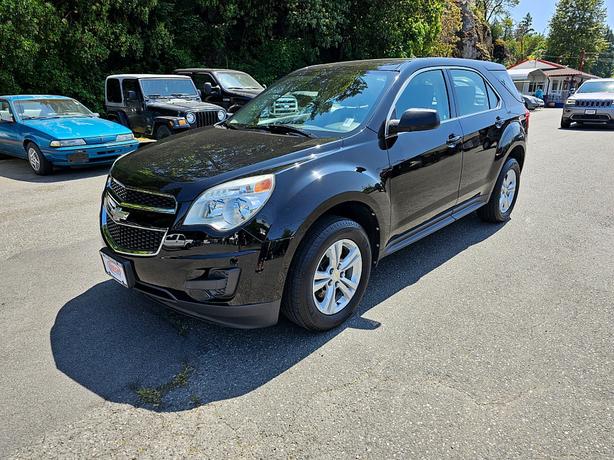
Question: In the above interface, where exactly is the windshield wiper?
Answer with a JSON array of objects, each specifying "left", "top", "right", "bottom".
[{"left": 253, "top": 124, "right": 314, "bottom": 138}]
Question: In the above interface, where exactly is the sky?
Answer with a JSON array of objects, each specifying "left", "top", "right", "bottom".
[{"left": 510, "top": 0, "right": 614, "bottom": 34}]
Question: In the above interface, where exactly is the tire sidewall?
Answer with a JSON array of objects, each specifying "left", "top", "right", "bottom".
[
  {"left": 155, "top": 125, "right": 172, "bottom": 140},
  {"left": 493, "top": 158, "right": 521, "bottom": 221},
  {"left": 26, "top": 143, "right": 43, "bottom": 174},
  {"left": 295, "top": 221, "right": 372, "bottom": 330}
]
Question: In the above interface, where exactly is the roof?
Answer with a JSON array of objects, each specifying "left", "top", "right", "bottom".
[
  {"left": 174, "top": 68, "right": 251, "bottom": 74},
  {"left": 507, "top": 68, "right": 547, "bottom": 80},
  {"left": 0, "top": 95, "right": 73, "bottom": 100},
  {"left": 543, "top": 67, "right": 599, "bottom": 79},
  {"left": 106, "top": 74, "right": 192, "bottom": 79},
  {"left": 297, "top": 57, "right": 506, "bottom": 73},
  {"left": 508, "top": 59, "right": 566, "bottom": 70}
]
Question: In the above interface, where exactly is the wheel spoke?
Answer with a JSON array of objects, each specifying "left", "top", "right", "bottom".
[
  {"left": 341, "top": 276, "right": 358, "bottom": 291},
  {"left": 313, "top": 278, "right": 329, "bottom": 293},
  {"left": 323, "top": 286, "right": 337, "bottom": 314},
  {"left": 336, "top": 281, "right": 352, "bottom": 299},
  {"left": 314, "top": 270, "right": 330, "bottom": 281},
  {"left": 339, "top": 247, "right": 359, "bottom": 271}
]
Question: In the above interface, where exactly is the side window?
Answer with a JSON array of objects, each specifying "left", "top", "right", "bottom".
[
  {"left": 106, "top": 78, "right": 122, "bottom": 103},
  {"left": 394, "top": 70, "right": 450, "bottom": 121},
  {"left": 487, "top": 84, "right": 500, "bottom": 109},
  {"left": 0, "top": 100, "right": 14, "bottom": 122},
  {"left": 450, "top": 69, "right": 491, "bottom": 116}
]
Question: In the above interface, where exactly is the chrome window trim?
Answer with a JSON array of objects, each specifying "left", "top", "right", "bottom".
[{"left": 384, "top": 65, "right": 504, "bottom": 137}]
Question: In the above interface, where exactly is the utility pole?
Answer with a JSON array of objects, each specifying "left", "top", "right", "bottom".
[{"left": 579, "top": 49, "right": 586, "bottom": 72}]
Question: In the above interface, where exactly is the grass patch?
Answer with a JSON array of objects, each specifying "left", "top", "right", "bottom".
[
  {"left": 165, "top": 312, "right": 190, "bottom": 337},
  {"left": 135, "top": 363, "right": 194, "bottom": 407}
]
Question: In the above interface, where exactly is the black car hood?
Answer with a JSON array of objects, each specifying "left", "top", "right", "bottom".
[
  {"left": 146, "top": 98, "right": 222, "bottom": 112},
  {"left": 111, "top": 126, "right": 339, "bottom": 201},
  {"left": 227, "top": 88, "right": 262, "bottom": 98}
]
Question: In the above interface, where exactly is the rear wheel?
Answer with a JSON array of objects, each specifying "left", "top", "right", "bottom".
[
  {"left": 26, "top": 142, "right": 52, "bottom": 175},
  {"left": 282, "top": 216, "right": 372, "bottom": 331},
  {"left": 478, "top": 157, "right": 521, "bottom": 223}
]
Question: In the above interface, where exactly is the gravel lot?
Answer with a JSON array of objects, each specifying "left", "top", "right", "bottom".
[{"left": 1, "top": 109, "right": 613, "bottom": 458}]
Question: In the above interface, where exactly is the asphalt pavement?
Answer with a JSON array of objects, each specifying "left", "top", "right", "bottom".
[{"left": 1, "top": 109, "right": 612, "bottom": 458}]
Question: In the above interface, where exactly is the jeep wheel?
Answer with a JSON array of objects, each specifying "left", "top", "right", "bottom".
[
  {"left": 561, "top": 118, "right": 571, "bottom": 129},
  {"left": 154, "top": 125, "right": 172, "bottom": 140},
  {"left": 26, "top": 142, "right": 53, "bottom": 175},
  {"left": 282, "top": 216, "right": 372, "bottom": 331}
]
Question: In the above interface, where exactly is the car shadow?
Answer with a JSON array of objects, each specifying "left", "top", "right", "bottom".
[
  {"left": 559, "top": 123, "right": 614, "bottom": 131},
  {"left": 0, "top": 157, "right": 110, "bottom": 183},
  {"left": 51, "top": 214, "right": 506, "bottom": 411}
]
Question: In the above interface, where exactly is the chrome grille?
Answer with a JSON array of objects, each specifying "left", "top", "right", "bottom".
[
  {"left": 109, "top": 178, "right": 176, "bottom": 213},
  {"left": 104, "top": 218, "right": 165, "bottom": 254},
  {"left": 272, "top": 96, "right": 298, "bottom": 116},
  {"left": 195, "top": 110, "right": 220, "bottom": 128},
  {"left": 577, "top": 100, "right": 613, "bottom": 107}
]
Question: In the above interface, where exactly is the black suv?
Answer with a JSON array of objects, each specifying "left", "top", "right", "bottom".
[
  {"left": 105, "top": 74, "right": 227, "bottom": 139},
  {"left": 99, "top": 58, "right": 528, "bottom": 331},
  {"left": 174, "top": 68, "right": 264, "bottom": 111}
]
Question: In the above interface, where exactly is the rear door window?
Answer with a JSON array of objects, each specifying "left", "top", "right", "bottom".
[
  {"left": 450, "top": 69, "right": 490, "bottom": 116},
  {"left": 106, "top": 78, "right": 122, "bottom": 103}
]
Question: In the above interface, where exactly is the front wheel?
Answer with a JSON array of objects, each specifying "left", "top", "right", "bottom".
[
  {"left": 478, "top": 157, "right": 521, "bottom": 223},
  {"left": 561, "top": 118, "right": 571, "bottom": 129},
  {"left": 154, "top": 124, "right": 172, "bottom": 140},
  {"left": 26, "top": 142, "right": 53, "bottom": 175},
  {"left": 282, "top": 216, "right": 372, "bottom": 331}
]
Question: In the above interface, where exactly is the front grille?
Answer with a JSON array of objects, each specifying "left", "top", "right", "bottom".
[
  {"left": 195, "top": 111, "right": 219, "bottom": 128},
  {"left": 105, "top": 218, "right": 165, "bottom": 254},
  {"left": 577, "top": 100, "right": 613, "bottom": 107},
  {"left": 109, "top": 178, "right": 176, "bottom": 212},
  {"left": 272, "top": 96, "right": 298, "bottom": 116},
  {"left": 85, "top": 135, "right": 117, "bottom": 145}
]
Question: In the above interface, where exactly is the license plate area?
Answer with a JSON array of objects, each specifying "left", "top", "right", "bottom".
[
  {"left": 585, "top": 109, "right": 597, "bottom": 115},
  {"left": 100, "top": 248, "right": 135, "bottom": 288}
]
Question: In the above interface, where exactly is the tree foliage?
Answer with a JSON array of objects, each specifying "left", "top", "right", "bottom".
[{"left": 0, "top": 0, "right": 446, "bottom": 112}]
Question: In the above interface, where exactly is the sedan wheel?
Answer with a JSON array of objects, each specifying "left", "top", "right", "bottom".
[
  {"left": 28, "top": 147, "right": 41, "bottom": 172},
  {"left": 25, "top": 143, "right": 52, "bottom": 175}
]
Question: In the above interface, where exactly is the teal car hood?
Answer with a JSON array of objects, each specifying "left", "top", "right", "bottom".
[{"left": 21, "top": 117, "right": 132, "bottom": 140}]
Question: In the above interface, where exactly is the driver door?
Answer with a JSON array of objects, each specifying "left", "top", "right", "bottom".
[
  {"left": 0, "top": 100, "right": 23, "bottom": 157},
  {"left": 121, "top": 79, "right": 147, "bottom": 134},
  {"left": 386, "top": 69, "right": 463, "bottom": 236}
]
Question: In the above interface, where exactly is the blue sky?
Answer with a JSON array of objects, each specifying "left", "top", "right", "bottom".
[{"left": 511, "top": 0, "right": 614, "bottom": 34}]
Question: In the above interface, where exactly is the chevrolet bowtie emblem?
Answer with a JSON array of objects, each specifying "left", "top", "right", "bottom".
[{"left": 108, "top": 197, "right": 130, "bottom": 222}]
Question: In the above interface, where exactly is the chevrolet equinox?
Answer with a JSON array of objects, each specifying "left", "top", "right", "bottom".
[{"left": 99, "top": 58, "right": 528, "bottom": 331}]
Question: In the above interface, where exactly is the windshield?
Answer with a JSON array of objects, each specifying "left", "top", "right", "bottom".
[
  {"left": 576, "top": 80, "right": 614, "bottom": 94},
  {"left": 140, "top": 79, "right": 198, "bottom": 98},
  {"left": 228, "top": 68, "right": 393, "bottom": 136},
  {"left": 216, "top": 72, "right": 262, "bottom": 90},
  {"left": 14, "top": 99, "right": 93, "bottom": 120}
]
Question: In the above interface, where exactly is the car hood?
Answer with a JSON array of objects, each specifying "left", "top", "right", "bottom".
[
  {"left": 146, "top": 99, "right": 223, "bottom": 112},
  {"left": 22, "top": 117, "right": 132, "bottom": 139},
  {"left": 571, "top": 92, "right": 614, "bottom": 100},
  {"left": 226, "top": 88, "right": 263, "bottom": 98},
  {"left": 111, "top": 126, "right": 340, "bottom": 201}
]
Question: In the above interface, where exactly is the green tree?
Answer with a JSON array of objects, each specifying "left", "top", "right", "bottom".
[
  {"left": 592, "top": 27, "right": 614, "bottom": 77},
  {"left": 473, "top": 0, "right": 519, "bottom": 24},
  {"left": 547, "top": 0, "right": 608, "bottom": 72}
]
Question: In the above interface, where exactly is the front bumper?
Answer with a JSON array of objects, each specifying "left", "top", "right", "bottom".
[
  {"left": 562, "top": 107, "right": 614, "bottom": 123},
  {"left": 43, "top": 140, "right": 139, "bottom": 166}
]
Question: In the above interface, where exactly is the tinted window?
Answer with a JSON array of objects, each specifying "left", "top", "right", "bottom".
[
  {"left": 487, "top": 84, "right": 500, "bottom": 109},
  {"left": 122, "top": 79, "right": 140, "bottom": 100},
  {"left": 106, "top": 78, "right": 122, "bottom": 103},
  {"left": 451, "top": 69, "right": 490, "bottom": 116},
  {"left": 395, "top": 70, "right": 450, "bottom": 121}
]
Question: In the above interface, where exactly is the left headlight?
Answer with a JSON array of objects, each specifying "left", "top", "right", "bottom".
[
  {"left": 184, "top": 174, "right": 275, "bottom": 230},
  {"left": 186, "top": 112, "right": 196, "bottom": 124},
  {"left": 217, "top": 110, "right": 226, "bottom": 121},
  {"left": 49, "top": 139, "right": 86, "bottom": 147},
  {"left": 116, "top": 133, "right": 135, "bottom": 142},
  {"left": 566, "top": 99, "right": 576, "bottom": 106}
]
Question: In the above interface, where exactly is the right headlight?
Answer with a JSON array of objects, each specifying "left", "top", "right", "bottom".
[{"left": 184, "top": 174, "right": 275, "bottom": 230}]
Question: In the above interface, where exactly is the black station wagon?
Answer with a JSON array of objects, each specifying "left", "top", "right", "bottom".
[{"left": 99, "top": 58, "right": 528, "bottom": 331}]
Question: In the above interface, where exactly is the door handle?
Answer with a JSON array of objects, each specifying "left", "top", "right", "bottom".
[
  {"left": 447, "top": 134, "right": 462, "bottom": 147},
  {"left": 495, "top": 116, "right": 505, "bottom": 129}
]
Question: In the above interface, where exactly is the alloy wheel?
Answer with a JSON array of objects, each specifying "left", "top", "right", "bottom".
[
  {"left": 499, "top": 169, "right": 517, "bottom": 214},
  {"left": 312, "top": 239, "right": 362, "bottom": 315},
  {"left": 28, "top": 147, "right": 41, "bottom": 172}
]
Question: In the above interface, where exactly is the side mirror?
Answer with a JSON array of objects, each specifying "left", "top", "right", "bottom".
[
  {"left": 227, "top": 104, "right": 241, "bottom": 115},
  {"left": 388, "top": 108, "right": 440, "bottom": 136},
  {"left": 126, "top": 90, "right": 137, "bottom": 101},
  {"left": 203, "top": 82, "right": 212, "bottom": 95}
]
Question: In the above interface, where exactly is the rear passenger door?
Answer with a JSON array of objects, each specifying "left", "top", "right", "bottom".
[{"left": 449, "top": 68, "right": 506, "bottom": 202}]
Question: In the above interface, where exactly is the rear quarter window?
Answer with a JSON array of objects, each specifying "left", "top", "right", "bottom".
[
  {"left": 490, "top": 70, "right": 524, "bottom": 103},
  {"left": 106, "top": 78, "right": 122, "bottom": 103}
]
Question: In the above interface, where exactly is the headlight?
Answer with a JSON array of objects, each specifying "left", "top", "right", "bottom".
[
  {"left": 116, "top": 133, "right": 135, "bottom": 142},
  {"left": 184, "top": 174, "right": 275, "bottom": 230},
  {"left": 217, "top": 110, "right": 226, "bottom": 121},
  {"left": 186, "top": 112, "right": 196, "bottom": 124},
  {"left": 566, "top": 99, "right": 576, "bottom": 106},
  {"left": 49, "top": 139, "right": 86, "bottom": 147}
]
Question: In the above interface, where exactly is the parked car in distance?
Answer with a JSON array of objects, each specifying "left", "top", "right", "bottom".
[
  {"left": 0, "top": 95, "right": 138, "bottom": 175},
  {"left": 522, "top": 94, "right": 545, "bottom": 110},
  {"left": 561, "top": 78, "right": 614, "bottom": 128},
  {"left": 174, "top": 68, "right": 264, "bottom": 111},
  {"left": 105, "top": 74, "right": 227, "bottom": 139},
  {"left": 99, "top": 58, "right": 528, "bottom": 331}
]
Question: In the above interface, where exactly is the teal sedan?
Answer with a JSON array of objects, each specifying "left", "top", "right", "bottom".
[{"left": 0, "top": 95, "right": 139, "bottom": 175}]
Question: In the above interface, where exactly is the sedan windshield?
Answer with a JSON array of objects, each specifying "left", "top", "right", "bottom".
[
  {"left": 14, "top": 99, "right": 93, "bottom": 120},
  {"left": 576, "top": 80, "right": 614, "bottom": 93},
  {"left": 228, "top": 68, "right": 393, "bottom": 136},
  {"left": 140, "top": 79, "right": 198, "bottom": 98},
  {"left": 216, "top": 72, "right": 262, "bottom": 90}
]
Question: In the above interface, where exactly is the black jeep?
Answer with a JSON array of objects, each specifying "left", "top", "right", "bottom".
[
  {"left": 174, "top": 68, "right": 264, "bottom": 112},
  {"left": 105, "top": 74, "right": 227, "bottom": 139}
]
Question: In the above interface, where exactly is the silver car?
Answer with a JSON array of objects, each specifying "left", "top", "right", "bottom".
[{"left": 561, "top": 78, "right": 614, "bottom": 128}]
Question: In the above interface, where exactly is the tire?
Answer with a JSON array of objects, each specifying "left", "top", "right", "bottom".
[
  {"left": 25, "top": 142, "right": 52, "bottom": 175},
  {"left": 154, "top": 124, "right": 172, "bottom": 140},
  {"left": 282, "top": 216, "right": 372, "bottom": 331},
  {"left": 478, "top": 157, "right": 521, "bottom": 223},
  {"left": 561, "top": 118, "right": 571, "bottom": 129}
]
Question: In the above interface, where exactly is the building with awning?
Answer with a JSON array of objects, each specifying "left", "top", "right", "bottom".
[{"left": 507, "top": 59, "right": 598, "bottom": 107}]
